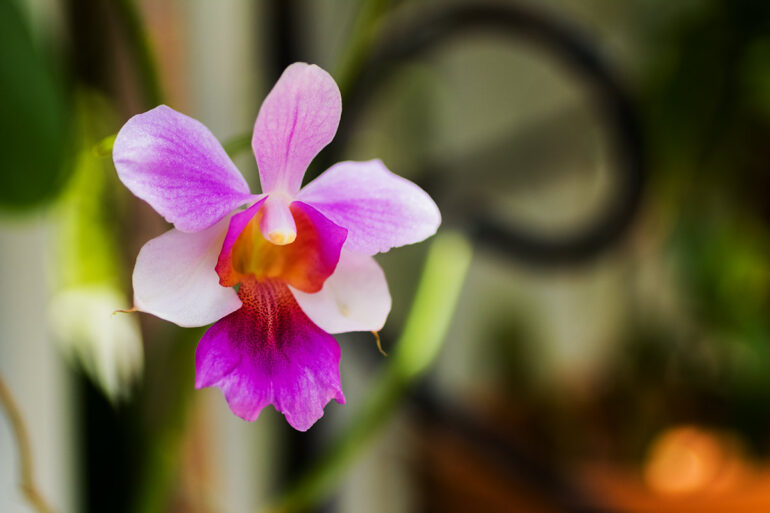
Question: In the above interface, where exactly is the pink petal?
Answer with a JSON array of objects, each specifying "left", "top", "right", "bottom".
[
  {"left": 195, "top": 279, "right": 345, "bottom": 431},
  {"left": 290, "top": 250, "right": 391, "bottom": 334},
  {"left": 252, "top": 63, "right": 342, "bottom": 196},
  {"left": 114, "top": 105, "right": 253, "bottom": 232},
  {"left": 296, "top": 160, "right": 441, "bottom": 255},
  {"left": 216, "top": 199, "right": 347, "bottom": 293},
  {"left": 132, "top": 216, "right": 242, "bottom": 328}
]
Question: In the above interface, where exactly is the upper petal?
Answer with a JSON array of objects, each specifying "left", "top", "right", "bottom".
[
  {"left": 132, "top": 216, "right": 242, "bottom": 328},
  {"left": 216, "top": 199, "right": 347, "bottom": 293},
  {"left": 290, "top": 250, "right": 391, "bottom": 334},
  {"left": 195, "top": 279, "right": 345, "bottom": 431},
  {"left": 253, "top": 63, "right": 342, "bottom": 196},
  {"left": 114, "top": 105, "right": 252, "bottom": 232},
  {"left": 296, "top": 160, "right": 441, "bottom": 255}
]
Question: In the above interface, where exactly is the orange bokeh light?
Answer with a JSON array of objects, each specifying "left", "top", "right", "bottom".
[{"left": 643, "top": 425, "right": 745, "bottom": 496}]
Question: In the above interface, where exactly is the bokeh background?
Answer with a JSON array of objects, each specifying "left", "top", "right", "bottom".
[{"left": 2, "top": 0, "right": 770, "bottom": 512}]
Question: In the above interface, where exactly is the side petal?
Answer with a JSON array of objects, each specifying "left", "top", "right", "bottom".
[
  {"left": 253, "top": 63, "right": 342, "bottom": 196},
  {"left": 296, "top": 160, "right": 441, "bottom": 255},
  {"left": 215, "top": 197, "right": 268, "bottom": 288},
  {"left": 290, "top": 250, "right": 391, "bottom": 334},
  {"left": 195, "top": 279, "right": 345, "bottom": 431},
  {"left": 133, "top": 216, "right": 242, "bottom": 328},
  {"left": 285, "top": 202, "right": 348, "bottom": 292},
  {"left": 114, "top": 105, "right": 253, "bottom": 232}
]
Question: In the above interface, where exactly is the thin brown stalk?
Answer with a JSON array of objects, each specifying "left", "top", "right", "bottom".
[{"left": 0, "top": 373, "right": 59, "bottom": 513}]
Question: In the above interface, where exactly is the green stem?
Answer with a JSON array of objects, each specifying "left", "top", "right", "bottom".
[
  {"left": 105, "top": 3, "right": 182, "bottom": 510},
  {"left": 93, "top": 134, "right": 116, "bottom": 157},
  {"left": 333, "top": 0, "right": 391, "bottom": 98},
  {"left": 224, "top": 132, "right": 253, "bottom": 158},
  {"left": 0, "top": 373, "right": 60, "bottom": 513},
  {"left": 133, "top": 328, "right": 202, "bottom": 513},
  {"left": 114, "top": 0, "right": 164, "bottom": 107},
  {"left": 92, "top": 0, "right": 164, "bottom": 155},
  {"left": 264, "top": 232, "right": 473, "bottom": 513}
]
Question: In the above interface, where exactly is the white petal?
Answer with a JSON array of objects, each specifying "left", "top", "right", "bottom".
[
  {"left": 133, "top": 217, "right": 242, "bottom": 327},
  {"left": 289, "top": 250, "right": 391, "bottom": 334}
]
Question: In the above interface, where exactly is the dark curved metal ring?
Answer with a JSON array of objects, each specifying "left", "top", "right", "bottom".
[{"left": 329, "top": 2, "right": 645, "bottom": 266}]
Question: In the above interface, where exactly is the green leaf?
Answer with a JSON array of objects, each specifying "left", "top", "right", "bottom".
[{"left": 0, "top": 0, "right": 71, "bottom": 209}]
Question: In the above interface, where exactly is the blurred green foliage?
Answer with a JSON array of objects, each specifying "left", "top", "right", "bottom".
[
  {"left": 49, "top": 91, "right": 143, "bottom": 402},
  {"left": 57, "top": 93, "right": 125, "bottom": 289},
  {"left": 0, "top": 0, "right": 72, "bottom": 210}
]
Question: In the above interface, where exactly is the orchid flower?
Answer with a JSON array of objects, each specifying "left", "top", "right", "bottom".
[{"left": 112, "top": 63, "right": 441, "bottom": 430}]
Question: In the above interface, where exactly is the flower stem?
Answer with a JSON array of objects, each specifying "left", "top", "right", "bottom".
[
  {"left": 93, "top": 134, "right": 116, "bottom": 157},
  {"left": 223, "top": 132, "right": 252, "bottom": 158},
  {"left": 132, "top": 328, "right": 202, "bottom": 513},
  {"left": 333, "top": 0, "right": 391, "bottom": 98},
  {"left": 113, "top": 0, "right": 164, "bottom": 107},
  {"left": 0, "top": 373, "right": 59, "bottom": 513},
  {"left": 263, "top": 232, "right": 472, "bottom": 513},
  {"left": 91, "top": 0, "right": 165, "bottom": 155}
]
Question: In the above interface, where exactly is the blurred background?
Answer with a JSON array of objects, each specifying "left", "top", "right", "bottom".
[{"left": 2, "top": 0, "right": 770, "bottom": 512}]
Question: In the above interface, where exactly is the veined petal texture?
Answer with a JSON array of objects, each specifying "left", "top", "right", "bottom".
[
  {"left": 114, "top": 105, "right": 252, "bottom": 232},
  {"left": 297, "top": 159, "right": 441, "bottom": 255},
  {"left": 195, "top": 279, "right": 345, "bottom": 431},
  {"left": 253, "top": 63, "right": 341, "bottom": 195}
]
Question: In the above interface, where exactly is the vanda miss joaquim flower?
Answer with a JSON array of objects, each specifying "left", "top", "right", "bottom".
[{"left": 112, "top": 62, "right": 440, "bottom": 431}]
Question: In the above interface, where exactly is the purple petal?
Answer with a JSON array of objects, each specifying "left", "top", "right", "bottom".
[
  {"left": 296, "top": 160, "right": 441, "bottom": 255},
  {"left": 114, "top": 105, "right": 253, "bottom": 232},
  {"left": 195, "top": 279, "right": 345, "bottom": 431},
  {"left": 252, "top": 63, "right": 342, "bottom": 196}
]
